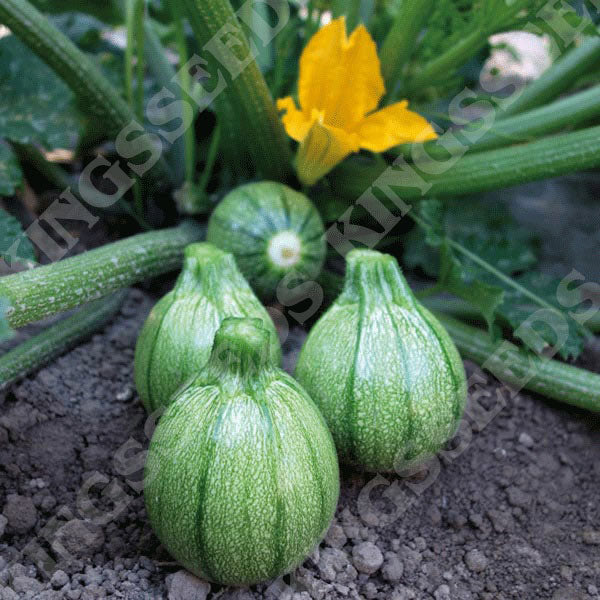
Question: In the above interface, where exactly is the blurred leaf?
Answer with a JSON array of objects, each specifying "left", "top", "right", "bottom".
[
  {"left": 50, "top": 12, "right": 105, "bottom": 51},
  {"left": 404, "top": 198, "right": 538, "bottom": 277},
  {"left": 0, "top": 141, "right": 23, "bottom": 197},
  {"left": 494, "top": 271, "right": 587, "bottom": 360},
  {"left": 0, "top": 35, "right": 86, "bottom": 150},
  {"left": 0, "top": 298, "right": 14, "bottom": 342},
  {"left": 437, "top": 241, "right": 505, "bottom": 332},
  {"left": 407, "top": 199, "right": 586, "bottom": 359},
  {"left": 0, "top": 207, "right": 36, "bottom": 267}
]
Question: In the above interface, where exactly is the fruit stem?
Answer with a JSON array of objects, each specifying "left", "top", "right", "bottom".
[
  {"left": 341, "top": 249, "right": 413, "bottom": 305},
  {"left": 209, "top": 317, "right": 272, "bottom": 375}
]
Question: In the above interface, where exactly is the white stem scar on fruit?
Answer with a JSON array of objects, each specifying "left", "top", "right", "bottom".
[{"left": 268, "top": 231, "right": 302, "bottom": 269}]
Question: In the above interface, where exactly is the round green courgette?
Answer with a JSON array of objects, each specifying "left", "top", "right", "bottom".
[
  {"left": 144, "top": 318, "right": 339, "bottom": 586},
  {"left": 296, "top": 248, "right": 467, "bottom": 472}
]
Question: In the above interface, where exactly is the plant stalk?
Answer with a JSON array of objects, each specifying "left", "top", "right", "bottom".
[
  {"left": 169, "top": 3, "right": 196, "bottom": 187},
  {"left": 176, "top": 0, "right": 292, "bottom": 181},
  {"left": 0, "top": 290, "right": 127, "bottom": 390},
  {"left": 380, "top": 0, "right": 435, "bottom": 93},
  {"left": 435, "top": 313, "right": 600, "bottom": 412},
  {"left": 330, "top": 125, "right": 600, "bottom": 201},
  {"left": 397, "top": 84, "right": 600, "bottom": 159},
  {"left": 0, "top": 222, "right": 204, "bottom": 328}
]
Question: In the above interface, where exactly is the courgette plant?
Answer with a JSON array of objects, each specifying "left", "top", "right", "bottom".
[{"left": 0, "top": 0, "right": 599, "bottom": 415}]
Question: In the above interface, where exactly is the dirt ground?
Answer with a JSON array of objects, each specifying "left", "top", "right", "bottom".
[{"left": 0, "top": 285, "right": 598, "bottom": 600}]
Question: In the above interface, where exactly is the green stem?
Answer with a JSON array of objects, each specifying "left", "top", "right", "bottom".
[
  {"left": 170, "top": 4, "right": 196, "bottom": 186},
  {"left": 0, "top": 290, "right": 127, "bottom": 390},
  {"left": 500, "top": 36, "right": 600, "bottom": 118},
  {"left": 133, "top": 1, "right": 146, "bottom": 120},
  {"left": 143, "top": 17, "right": 187, "bottom": 186},
  {"left": 379, "top": 0, "right": 434, "bottom": 93},
  {"left": 125, "top": 0, "right": 136, "bottom": 111},
  {"left": 177, "top": 0, "right": 292, "bottom": 180},
  {"left": 0, "top": 221, "right": 204, "bottom": 328},
  {"left": 0, "top": 0, "right": 174, "bottom": 185},
  {"left": 126, "top": 0, "right": 146, "bottom": 219},
  {"left": 398, "top": 84, "right": 600, "bottom": 159},
  {"left": 196, "top": 124, "right": 221, "bottom": 198},
  {"left": 331, "top": 125, "right": 600, "bottom": 200},
  {"left": 435, "top": 313, "right": 600, "bottom": 412}
]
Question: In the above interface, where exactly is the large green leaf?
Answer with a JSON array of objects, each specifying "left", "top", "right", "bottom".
[
  {"left": 404, "top": 198, "right": 538, "bottom": 277},
  {"left": 0, "top": 34, "right": 86, "bottom": 150},
  {"left": 436, "top": 241, "right": 505, "bottom": 333},
  {"left": 0, "top": 207, "right": 36, "bottom": 267},
  {"left": 494, "top": 272, "right": 587, "bottom": 360},
  {"left": 406, "top": 199, "right": 586, "bottom": 359},
  {"left": 0, "top": 140, "right": 23, "bottom": 196}
]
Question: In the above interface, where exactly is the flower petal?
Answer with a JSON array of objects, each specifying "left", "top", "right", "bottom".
[
  {"left": 296, "top": 120, "right": 360, "bottom": 185},
  {"left": 299, "top": 17, "right": 384, "bottom": 130},
  {"left": 277, "top": 96, "right": 314, "bottom": 142},
  {"left": 357, "top": 101, "right": 438, "bottom": 152}
]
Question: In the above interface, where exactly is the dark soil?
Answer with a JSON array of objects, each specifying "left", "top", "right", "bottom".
[{"left": 0, "top": 288, "right": 599, "bottom": 600}]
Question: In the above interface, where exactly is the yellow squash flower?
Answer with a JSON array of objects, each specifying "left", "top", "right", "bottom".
[{"left": 277, "top": 16, "right": 437, "bottom": 185}]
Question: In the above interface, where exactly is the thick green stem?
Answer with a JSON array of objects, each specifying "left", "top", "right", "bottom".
[
  {"left": 0, "top": 290, "right": 127, "bottom": 390},
  {"left": 500, "top": 36, "right": 600, "bottom": 118},
  {"left": 177, "top": 0, "right": 292, "bottom": 181},
  {"left": 398, "top": 85, "right": 600, "bottom": 159},
  {"left": 331, "top": 125, "right": 600, "bottom": 200},
  {"left": 380, "top": 0, "right": 435, "bottom": 93},
  {"left": 0, "top": 222, "right": 204, "bottom": 328},
  {"left": 435, "top": 313, "right": 600, "bottom": 412}
]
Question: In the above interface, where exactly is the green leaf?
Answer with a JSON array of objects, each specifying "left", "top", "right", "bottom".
[
  {"left": 0, "top": 298, "right": 15, "bottom": 342},
  {"left": 0, "top": 208, "right": 36, "bottom": 267},
  {"left": 0, "top": 140, "right": 23, "bottom": 196},
  {"left": 436, "top": 241, "right": 505, "bottom": 332},
  {"left": 0, "top": 34, "right": 85, "bottom": 150},
  {"left": 443, "top": 202, "right": 538, "bottom": 276},
  {"left": 404, "top": 198, "right": 538, "bottom": 277},
  {"left": 494, "top": 271, "right": 587, "bottom": 360},
  {"left": 406, "top": 199, "right": 586, "bottom": 359}
]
